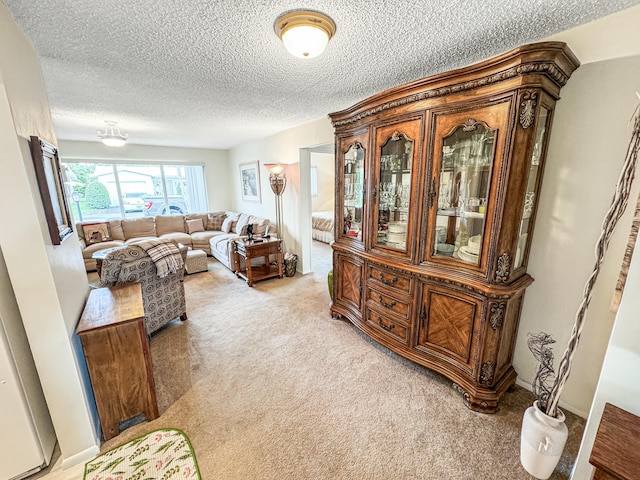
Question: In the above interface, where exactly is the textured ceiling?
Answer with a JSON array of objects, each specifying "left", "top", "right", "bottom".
[{"left": 3, "top": 0, "right": 640, "bottom": 149}]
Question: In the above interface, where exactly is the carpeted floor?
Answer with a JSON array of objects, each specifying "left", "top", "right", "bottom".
[{"left": 96, "top": 241, "right": 585, "bottom": 479}]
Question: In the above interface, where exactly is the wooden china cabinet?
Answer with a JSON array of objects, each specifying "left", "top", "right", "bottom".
[{"left": 329, "top": 42, "right": 579, "bottom": 412}]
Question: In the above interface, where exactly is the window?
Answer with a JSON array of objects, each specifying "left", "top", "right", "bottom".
[{"left": 61, "top": 161, "right": 208, "bottom": 223}]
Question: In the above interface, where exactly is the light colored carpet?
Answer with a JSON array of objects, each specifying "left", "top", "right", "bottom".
[{"left": 98, "top": 241, "right": 585, "bottom": 479}]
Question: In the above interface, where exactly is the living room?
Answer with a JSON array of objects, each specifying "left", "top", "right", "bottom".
[{"left": 1, "top": 2, "right": 640, "bottom": 479}]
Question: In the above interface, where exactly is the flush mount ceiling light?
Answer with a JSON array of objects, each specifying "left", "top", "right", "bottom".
[
  {"left": 98, "top": 120, "right": 128, "bottom": 147},
  {"left": 274, "top": 10, "right": 336, "bottom": 58}
]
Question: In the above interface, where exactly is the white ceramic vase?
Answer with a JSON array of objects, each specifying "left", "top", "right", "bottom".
[{"left": 520, "top": 400, "right": 568, "bottom": 479}]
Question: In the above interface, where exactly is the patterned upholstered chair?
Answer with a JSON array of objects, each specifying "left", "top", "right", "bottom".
[{"left": 99, "top": 242, "right": 188, "bottom": 335}]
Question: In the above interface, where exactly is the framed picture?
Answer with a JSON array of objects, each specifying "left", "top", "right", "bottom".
[
  {"left": 240, "top": 161, "right": 261, "bottom": 203},
  {"left": 29, "top": 136, "right": 73, "bottom": 245}
]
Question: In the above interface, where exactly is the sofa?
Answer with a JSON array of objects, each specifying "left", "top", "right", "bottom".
[{"left": 77, "top": 211, "right": 271, "bottom": 272}]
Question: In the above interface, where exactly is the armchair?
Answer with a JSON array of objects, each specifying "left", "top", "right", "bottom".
[{"left": 100, "top": 242, "right": 188, "bottom": 335}]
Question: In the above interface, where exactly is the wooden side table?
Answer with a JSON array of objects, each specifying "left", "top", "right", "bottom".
[
  {"left": 232, "top": 237, "right": 283, "bottom": 286},
  {"left": 76, "top": 283, "right": 158, "bottom": 440},
  {"left": 590, "top": 403, "right": 640, "bottom": 479}
]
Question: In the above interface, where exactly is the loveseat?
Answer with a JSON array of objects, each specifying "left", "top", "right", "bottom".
[{"left": 77, "top": 212, "right": 271, "bottom": 272}]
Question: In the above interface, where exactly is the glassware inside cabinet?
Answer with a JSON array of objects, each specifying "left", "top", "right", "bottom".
[
  {"left": 342, "top": 143, "right": 365, "bottom": 241},
  {"left": 514, "top": 107, "right": 549, "bottom": 269},
  {"left": 376, "top": 132, "right": 413, "bottom": 250},
  {"left": 433, "top": 121, "right": 495, "bottom": 265}
]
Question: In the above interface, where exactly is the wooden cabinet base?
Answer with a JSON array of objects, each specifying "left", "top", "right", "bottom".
[{"left": 77, "top": 283, "right": 158, "bottom": 441}]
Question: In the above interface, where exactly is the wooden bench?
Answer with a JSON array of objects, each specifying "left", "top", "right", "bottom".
[{"left": 76, "top": 283, "right": 158, "bottom": 441}]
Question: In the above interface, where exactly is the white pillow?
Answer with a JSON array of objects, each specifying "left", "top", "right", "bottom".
[
  {"left": 235, "top": 214, "right": 250, "bottom": 235},
  {"left": 221, "top": 217, "right": 234, "bottom": 233}
]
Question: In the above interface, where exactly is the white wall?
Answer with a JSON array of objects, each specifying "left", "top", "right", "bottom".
[
  {"left": 311, "top": 152, "right": 335, "bottom": 212},
  {"left": 0, "top": 3, "right": 98, "bottom": 468},
  {"left": 513, "top": 5, "right": 640, "bottom": 419},
  {"left": 58, "top": 141, "right": 231, "bottom": 212},
  {"left": 228, "top": 118, "right": 334, "bottom": 267}
]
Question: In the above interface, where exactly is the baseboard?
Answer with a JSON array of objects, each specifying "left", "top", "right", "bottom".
[{"left": 60, "top": 442, "right": 100, "bottom": 470}]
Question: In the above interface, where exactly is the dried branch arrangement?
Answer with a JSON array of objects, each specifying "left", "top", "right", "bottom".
[{"left": 532, "top": 112, "right": 640, "bottom": 418}]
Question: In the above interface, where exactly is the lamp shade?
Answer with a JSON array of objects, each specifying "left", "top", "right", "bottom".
[
  {"left": 275, "top": 10, "right": 336, "bottom": 58},
  {"left": 264, "top": 163, "right": 289, "bottom": 175}
]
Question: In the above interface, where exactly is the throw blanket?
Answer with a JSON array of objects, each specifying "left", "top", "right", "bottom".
[{"left": 134, "top": 238, "right": 184, "bottom": 278}]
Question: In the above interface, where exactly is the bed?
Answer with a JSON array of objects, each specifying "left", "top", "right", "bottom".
[{"left": 311, "top": 211, "right": 334, "bottom": 244}]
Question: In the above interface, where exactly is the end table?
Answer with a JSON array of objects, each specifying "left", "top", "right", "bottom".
[{"left": 232, "top": 237, "right": 283, "bottom": 286}]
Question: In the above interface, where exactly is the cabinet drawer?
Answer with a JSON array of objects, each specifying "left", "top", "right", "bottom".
[
  {"left": 368, "top": 265, "right": 413, "bottom": 294},
  {"left": 365, "top": 308, "right": 409, "bottom": 344},
  {"left": 366, "top": 286, "right": 411, "bottom": 318}
]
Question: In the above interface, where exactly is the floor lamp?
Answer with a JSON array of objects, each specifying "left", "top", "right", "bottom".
[{"left": 264, "top": 163, "right": 288, "bottom": 250}]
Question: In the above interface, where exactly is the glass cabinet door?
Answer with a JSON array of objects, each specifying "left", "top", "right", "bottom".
[
  {"left": 433, "top": 120, "right": 496, "bottom": 265},
  {"left": 514, "top": 107, "right": 549, "bottom": 269},
  {"left": 375, "top": 131, "right": 413, "bottom": 251},
  {"left": 341, "top": 142, "right": 365, "bottom": 241}
]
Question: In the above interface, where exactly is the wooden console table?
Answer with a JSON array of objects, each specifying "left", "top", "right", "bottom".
[
  {"left": 590, "top": 402, "right": 640, "bottom": 479},
  {"left": 76, "top": 283, "right": 158, "bottom": 440},
  {"left": 232, "top": 237, "right": 283, "bottom": 286}
]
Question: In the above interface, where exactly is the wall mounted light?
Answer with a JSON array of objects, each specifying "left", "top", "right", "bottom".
[
  {"left": 274, "top": 10, "right": 336, "bottom": 59},
  {"left": 264, "top": 163, "right": 289, "bottom": 247},
  {"left": 98, "top": 120, "right": 128, "bottom": 147}
]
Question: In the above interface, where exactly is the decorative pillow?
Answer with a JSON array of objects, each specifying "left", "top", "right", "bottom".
[
  {"left": 248, "top": 215, "right": 270, "bottom": 235},
  {"left": 186, "top": 218, "right": 204, "bottom": 234},
  {"left": 221, "top": 217, "right": 234, "bottom": 233},
  {"left": 206, "top": 212, "right": 226, "bottom": 231},
  {"left": 235, "top": 214, "right": 250, "bottom": 235},
  {"left": 82, "top": 222, "right": 111, "bottom": 245}
]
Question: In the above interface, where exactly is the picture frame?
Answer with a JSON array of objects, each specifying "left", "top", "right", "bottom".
[
  {"left": 239, "top": 161, "right": 261, "bottom": 203},
  {"left": 29, "top": 136, "right": 73, "bottom": 245}
]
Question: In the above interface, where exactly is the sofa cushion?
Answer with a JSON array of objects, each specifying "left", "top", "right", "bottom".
[
  {"left": 186, "top": 218, "right": 204, "bottom": 234},
  {"left": 108, "top": 219, "right": 125, "bottom": 241},
  {"left": 186, "top": 213, "right": 209, "bottom": 230},
  {"left": 155, "top": 215, "right": 186, "bottom": 236},
  {"left": 82, "top": 240, "right": 125, "bottom": 259},
  {"left": 159, "top": 232, "right": 193, "bottom": 247},
  {"left": 125, "top": 236, "right": 159, "bottom": 245},
  {"left": 206, "top": 212, "right": 226, "bottom": 230},
  {"left": 121, "top": 217, "right": 156, "bottom": 240}
]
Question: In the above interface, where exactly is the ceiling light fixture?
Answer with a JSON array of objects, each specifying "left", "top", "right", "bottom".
[
  {"left": 98, "top": 120, "right": 128, "bottom": 147},
  {"left": 274, "top": 10, "right": 336, "bottom": 59}
]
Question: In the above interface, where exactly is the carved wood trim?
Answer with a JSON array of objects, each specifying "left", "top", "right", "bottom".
[
  {"left": 462, "top": 119, "right": 478, "bottom": 131},
  {"left": 494, "top": 253, "right": 511, "bottom": 283},
  {"left": 489, "top": 301, "right": 506, "bottom": 330},
  {"left": 480, "top": 361, "right": 495, "bottom": 385},
  {"left": 331, "top": 62, "right": 570, "bottom": 127},
  {"left": 519, "top": 91, "right": 538, "bottom": 129},
  {"left": 452, "top": 383, "right": 471, "bottom": 408}
]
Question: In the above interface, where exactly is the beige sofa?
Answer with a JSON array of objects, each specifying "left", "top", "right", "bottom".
[{"left": 77, "top": 212, "right": 271, "bottom": 272}]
